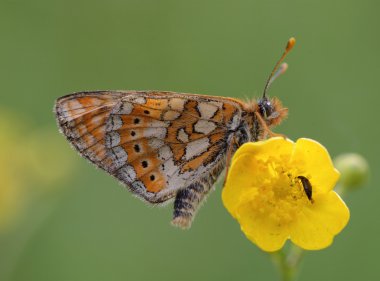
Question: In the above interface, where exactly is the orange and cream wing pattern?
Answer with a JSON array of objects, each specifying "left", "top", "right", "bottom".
[
  {"left": 55, "top": 91, "right": 246, "bottom": 204},
  {"left": 104, "top": 91, "right": 245, "bottom": 203}
]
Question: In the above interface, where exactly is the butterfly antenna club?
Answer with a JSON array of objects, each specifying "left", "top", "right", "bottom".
[{"left": 262, "top": 37, "right": 296, "bottom": 99}]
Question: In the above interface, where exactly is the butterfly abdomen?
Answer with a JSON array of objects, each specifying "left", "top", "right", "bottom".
[{"left": 172, "top": 157, "right": 226, "bottom": 228}]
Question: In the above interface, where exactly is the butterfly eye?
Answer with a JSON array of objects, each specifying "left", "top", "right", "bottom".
[{"left": 259, "top": 99, "right": 274, "bottom": 118}]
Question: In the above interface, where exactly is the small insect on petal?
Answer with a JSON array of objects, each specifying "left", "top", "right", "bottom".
[{"left": 297, "top": 176, "right": 313, "bottom": 201}]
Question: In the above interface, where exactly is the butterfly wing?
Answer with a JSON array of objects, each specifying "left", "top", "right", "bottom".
[
  {"left": 55, "top": 91, "right": 124, "bottom": 171},
  {"left": 55, "top": 91, "right": 246, "bottom": 204}
]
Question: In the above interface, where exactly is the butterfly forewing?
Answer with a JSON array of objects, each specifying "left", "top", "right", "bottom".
[{"left": 55, "top": 91, "right": 245, "bottom": 204}]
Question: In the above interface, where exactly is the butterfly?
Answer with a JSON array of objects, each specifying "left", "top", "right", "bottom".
[{"left": 55, "top": 38, "right": 295, "bottom": 229}]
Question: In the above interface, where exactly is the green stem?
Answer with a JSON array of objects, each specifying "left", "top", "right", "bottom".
[{"left": 271, "top": 245, "right": 304, "bottom": 281}]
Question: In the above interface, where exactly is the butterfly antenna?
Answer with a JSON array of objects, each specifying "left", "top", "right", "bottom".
[{"left": 262, "top": 37, "right": 296, "bottom": 99}]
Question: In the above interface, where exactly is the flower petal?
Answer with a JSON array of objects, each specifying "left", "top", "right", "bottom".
[
  {"left": 290, "top": 191, "right": 350, "bottom": 250},
  {"left": 236, "top": 198, "right": 289, "bottom": 252},
  {"left": 291, "top": 138, "right": 340, "bottom": 193},
  {"left": 222, "top": 154, "right": 258, "bottom": 217},
  {"left": 232, "top": 137, "right": 294, "bottom": 164}
]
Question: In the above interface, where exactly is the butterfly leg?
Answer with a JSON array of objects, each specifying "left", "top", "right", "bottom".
[{"left": 171, "top": 181, "right": 212, "bottom": 229}]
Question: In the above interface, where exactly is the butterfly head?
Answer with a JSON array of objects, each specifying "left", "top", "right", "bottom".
[{"left": 257, "top": 96, "right": 288, "bottom": 126}]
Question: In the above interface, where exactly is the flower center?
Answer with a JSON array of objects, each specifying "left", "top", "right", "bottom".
[{"left": 249, "top": 156, "right": 312, "bottom": 225}]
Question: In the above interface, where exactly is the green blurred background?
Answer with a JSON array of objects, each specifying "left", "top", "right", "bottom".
[{"left": 0, "top": 0, "right": 377, "bottom": 280}]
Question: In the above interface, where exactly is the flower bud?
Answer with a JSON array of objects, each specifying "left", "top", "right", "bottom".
[{"left": 334, "top": 153, "right": 369, "bottom": 190}]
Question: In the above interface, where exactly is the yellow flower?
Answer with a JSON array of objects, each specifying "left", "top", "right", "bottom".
[{"left": 222, "top": 138, "right": 350, "bottom": 252}]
